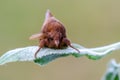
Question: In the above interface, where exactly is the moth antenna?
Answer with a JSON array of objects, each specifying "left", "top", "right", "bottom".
[
  {"left": 69, "top": 45, "right": 80, "bottom": 53},
  {"left": 34, "top": 47, "right": 41, "bottom": 58}
]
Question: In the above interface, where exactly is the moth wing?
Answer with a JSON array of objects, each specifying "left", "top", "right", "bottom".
[{"left": 29, "top": 33, "right": 42, "bottom": 40}]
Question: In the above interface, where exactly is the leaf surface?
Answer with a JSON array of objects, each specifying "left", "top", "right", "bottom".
[{"left": 0, "top": 42, "right": 120, "bottom": 65}]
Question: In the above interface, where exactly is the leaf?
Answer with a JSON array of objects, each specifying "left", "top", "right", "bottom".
[
  {"left": 0, "top": 42, "right": 120, "bottom": 66},
  {"left": 102, "top": 59, "right": 120, "bottom": 80}
]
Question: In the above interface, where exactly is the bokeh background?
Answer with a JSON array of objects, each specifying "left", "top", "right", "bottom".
[{"left": 0, "top": 0, "right": 120, "bottom": 80}]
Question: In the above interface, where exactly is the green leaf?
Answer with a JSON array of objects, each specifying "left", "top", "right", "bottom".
[
  {"left": 0, "top": 42, "right": 120, "bottom": 65},
  {"left": 102, "top": 59, "right": 120, "bottom": 80}
]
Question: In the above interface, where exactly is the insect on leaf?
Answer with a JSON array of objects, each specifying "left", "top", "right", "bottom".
[{"left": 0, "top": 42, "right": 120, "bottom": 66}]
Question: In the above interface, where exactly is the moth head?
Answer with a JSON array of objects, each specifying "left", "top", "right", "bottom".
[
  {"left": 45, "top": 9, "right": 53, "bottom": 20},
  {"left": 42, "top": 9, "right": 61, "bottom": 27}
]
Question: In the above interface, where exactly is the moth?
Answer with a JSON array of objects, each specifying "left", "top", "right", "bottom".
[{"left": 29, "top": 10, "right": 80, "bottom": 58}]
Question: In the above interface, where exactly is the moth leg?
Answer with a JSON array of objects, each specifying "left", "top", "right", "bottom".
[
  {"left": 34, "top": 39, "right": 47, "bottom": 58},
  {"left": 62, "top": 38, "right": 80, "bottom": 53},
  {"left": 34, "top": 47, "right": 41, "bottom": 59}
]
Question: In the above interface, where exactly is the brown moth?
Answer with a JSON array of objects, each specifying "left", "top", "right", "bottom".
[{"left": 29, "top": 10, "right": 80, "bottom": 58}]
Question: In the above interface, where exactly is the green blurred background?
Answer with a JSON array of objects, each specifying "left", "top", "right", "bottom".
[{"left": 0, "top": 0, "right": 120, "bottom": 80}]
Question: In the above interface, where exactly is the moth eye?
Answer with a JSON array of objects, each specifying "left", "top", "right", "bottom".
[{"left": 48, "top": 37, "right": 53, "bottom": 41}]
